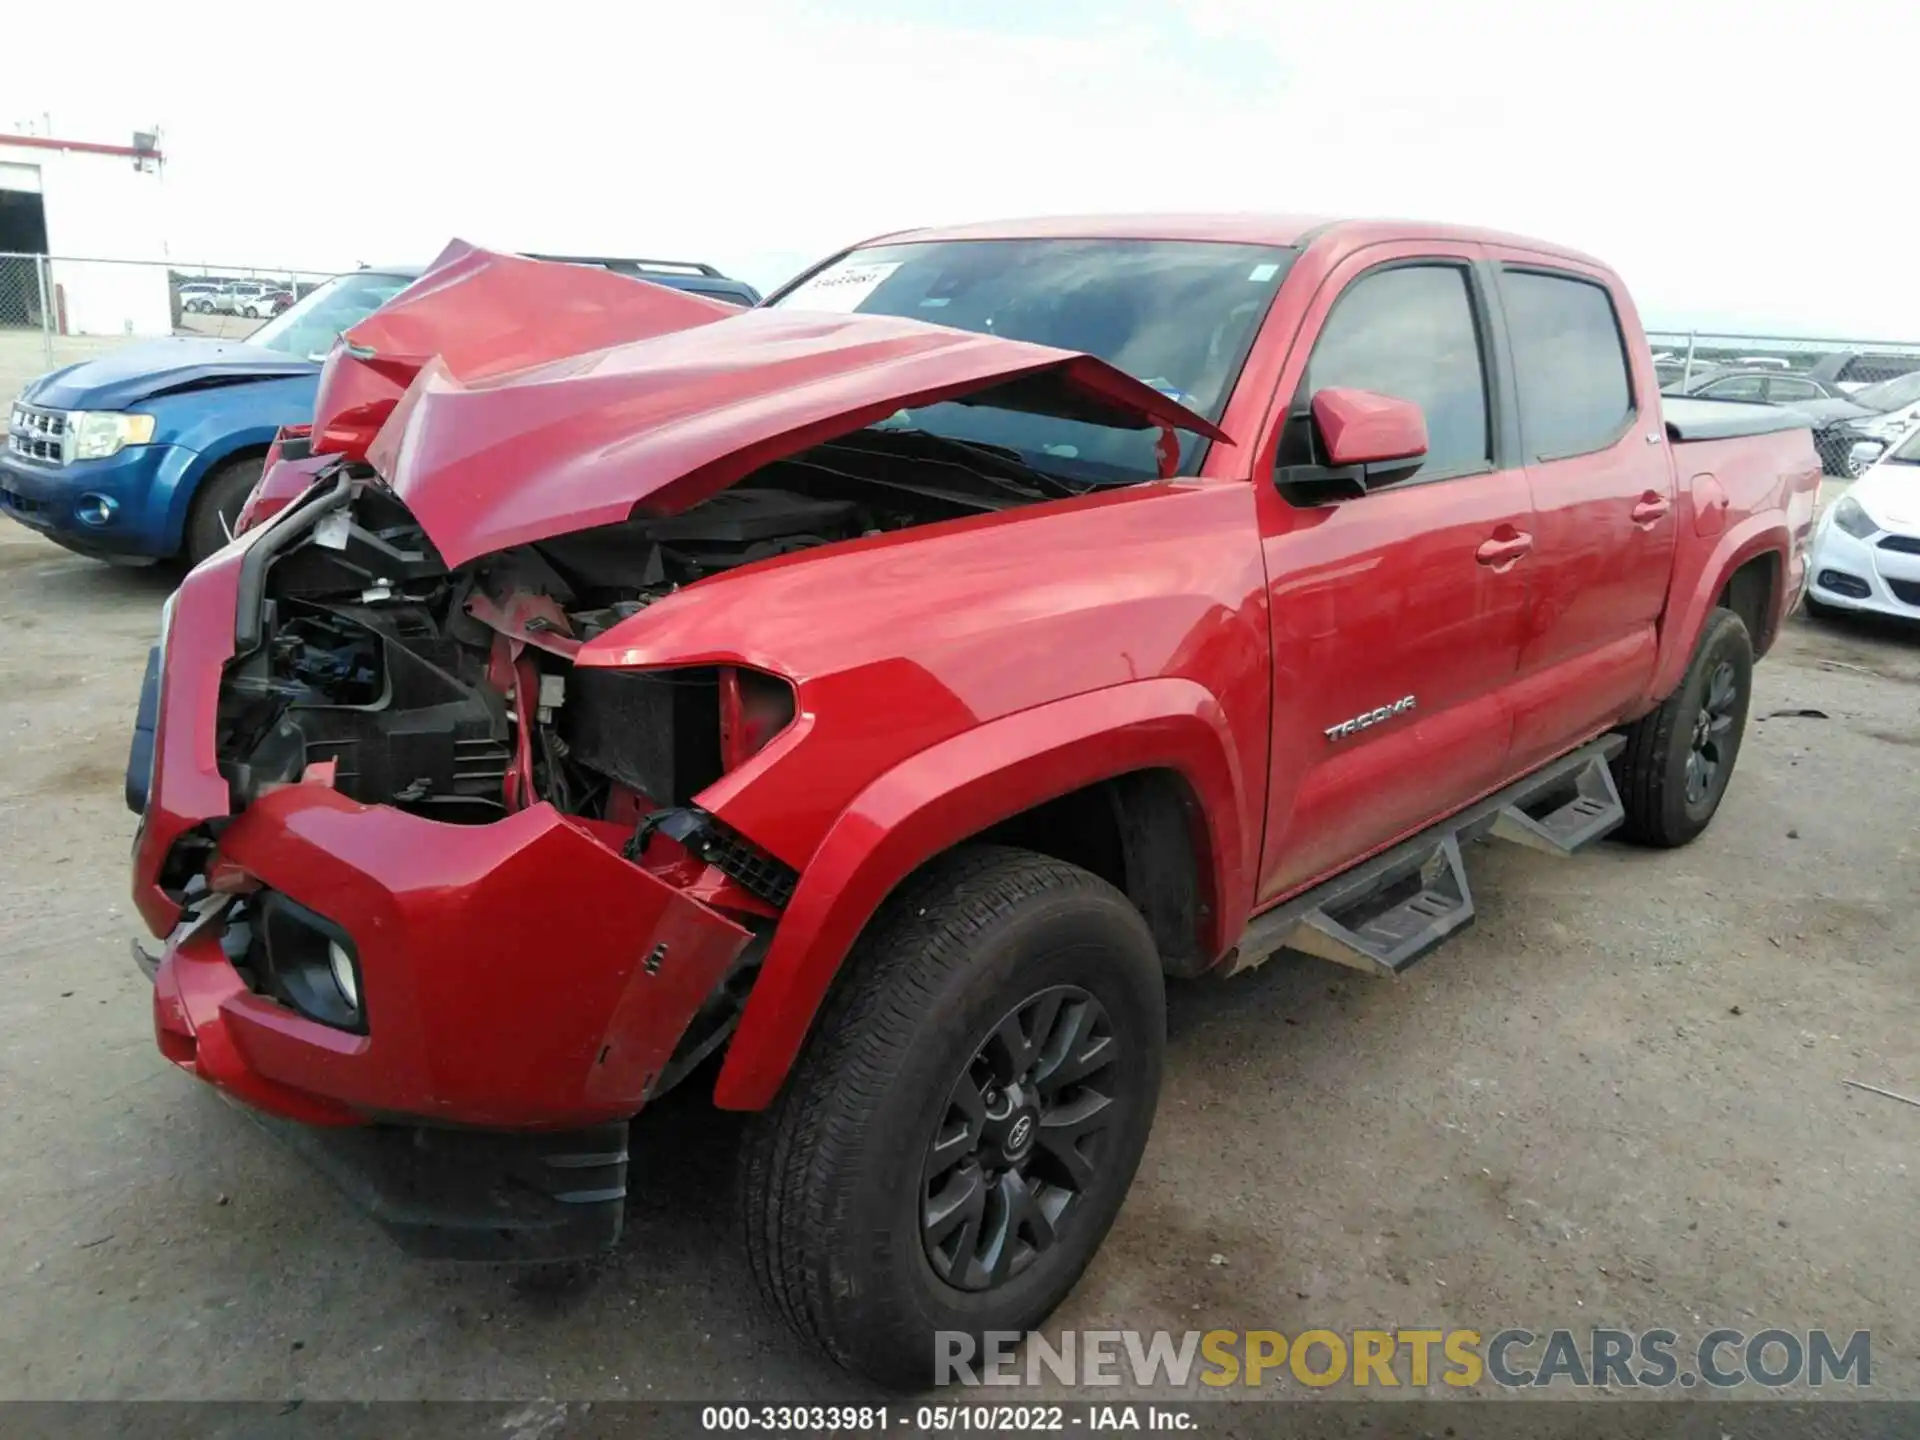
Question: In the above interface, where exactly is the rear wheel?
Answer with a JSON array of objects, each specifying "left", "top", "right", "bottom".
[
  {"left": 739, "top": 846, "right": 1165, "bottom": 1389},
  {"left": 183, "top": 455, "right": 264, "bottom": 567},
  {"left": 1612, "top": 607, "right": 1753, "bottom": 847}
]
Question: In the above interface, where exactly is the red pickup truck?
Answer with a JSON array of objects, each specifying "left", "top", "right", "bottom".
[{"left": 132, "top": 220, "right": 1819, "bottom": 1386}]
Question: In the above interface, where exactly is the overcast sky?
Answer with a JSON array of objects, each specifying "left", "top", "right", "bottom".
[{"left": 13, "top": 0, "right": 1915, "bottom": 338}]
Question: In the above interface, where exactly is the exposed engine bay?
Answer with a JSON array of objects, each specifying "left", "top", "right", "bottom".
[{"left": 214, "top": 432, "right": 1035, "bottom": 868}]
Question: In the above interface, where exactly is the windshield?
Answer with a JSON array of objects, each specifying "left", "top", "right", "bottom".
[
  {"left": 1853, "top": 369, "right": 1920, "bottom": 413},
  {"left": 1890, "top": 424, "right": 1920, "bottom": 464},
  {"left": 249, "top": 271, "right": 417, "bottom": 361},
  {"left": 769, "top": 238, "right": 1295, "bottom": 484}
]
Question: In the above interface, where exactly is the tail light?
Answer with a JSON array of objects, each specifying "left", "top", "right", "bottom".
[{"left": 718, "top": 667, "right": 795, "bottom": 771}]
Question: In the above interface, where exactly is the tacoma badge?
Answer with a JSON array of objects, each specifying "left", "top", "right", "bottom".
[{"left": 1324, "top": 695, "right": 1417, "bottom": 742}]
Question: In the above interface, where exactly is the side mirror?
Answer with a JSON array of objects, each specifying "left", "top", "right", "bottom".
[
  {"left": 1276, "top": 387, "right": 1429, "bottom": 504},
  {"left": 1312, "top": 387, "right": 1429, "bottom": 468}
]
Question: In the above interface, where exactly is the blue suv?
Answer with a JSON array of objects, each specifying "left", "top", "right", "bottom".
[{"left": 2, "top": 257, "right": 759, "bottom": 566}]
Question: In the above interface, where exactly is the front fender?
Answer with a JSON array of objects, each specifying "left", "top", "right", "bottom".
[
  {"left": 154, "top": 431, "right": 280, "bottom": 551},
  {"left": 1646, "top": 513, "right": 1790, "bottom": 705},
  {"left": 710, "top": 678, "right": 1254, "bottom": 1111},
  {"left": 147, "top": 375, "right": 319, "bottom": 550}
]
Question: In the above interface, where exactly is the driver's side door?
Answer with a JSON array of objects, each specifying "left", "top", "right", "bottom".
[{"left": 1253, "top": 246, "right": 1535, "bottom": 903}]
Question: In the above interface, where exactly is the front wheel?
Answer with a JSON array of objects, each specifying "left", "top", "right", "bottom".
[
  {"left": 1612, "top": 607, "right": 1753, "bottom": 847},
  {"left": 739, "top": 846, "right": 1165, "bottom": 1389},
  {"left": 183, "top": 455, "right": 264, "bottom": 567}
]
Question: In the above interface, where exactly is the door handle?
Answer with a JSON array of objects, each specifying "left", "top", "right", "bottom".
[
  {"left": 1475, "top": 531, "right": 1533, "bottom": 568},
  {"left": 1631, "top": 493, "right": 1671, "bottom": 526}
]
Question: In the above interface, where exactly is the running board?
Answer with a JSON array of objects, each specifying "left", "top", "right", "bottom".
[
  {"left": 1487, "top": 752, "right": 1626, "bottom": 856},
  {"left": 1229, "top": 735, "right": 1626, "bottom": 979}
]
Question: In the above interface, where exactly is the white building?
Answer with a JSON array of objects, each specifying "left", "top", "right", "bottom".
[{"left": 0, "top": 131, "right": 172, "bottom": 337}]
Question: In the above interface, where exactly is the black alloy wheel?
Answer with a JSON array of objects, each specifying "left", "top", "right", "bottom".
[
  {"left": 921, "top": 985, "right": 1119, "bottom": 1292},
  {"left": 738, "top": 845, "right": 1165, "bottom": 1388},
  {"left": 1684, "top": 660, "right": 1739, "bottom": 807}
]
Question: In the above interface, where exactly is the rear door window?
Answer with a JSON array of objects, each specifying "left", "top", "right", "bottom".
[{"left": 1500, "top": 269, "right": 1635, "bottom": 460}]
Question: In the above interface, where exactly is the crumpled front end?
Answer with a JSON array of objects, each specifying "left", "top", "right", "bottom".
[{"left": 133, "top": 479, "right": 756, "bottom": 1138}]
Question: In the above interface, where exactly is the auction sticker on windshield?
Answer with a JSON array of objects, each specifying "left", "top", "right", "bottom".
[{"left": 781, "top": 260, "right": 901, "bottom": 312}]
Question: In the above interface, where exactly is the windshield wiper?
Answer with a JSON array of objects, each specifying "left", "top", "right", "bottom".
[{"left": 849, "top": 425, "right": 1088, "bottom": 501}]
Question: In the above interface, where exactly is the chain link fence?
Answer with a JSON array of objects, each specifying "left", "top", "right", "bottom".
[{"left": 1, "top": 253, "right": 339, "bottom": 404}]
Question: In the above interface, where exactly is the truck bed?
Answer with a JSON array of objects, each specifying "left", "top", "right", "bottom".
[{"left": 1661, "top": 395, "right": 1813, "bottom": 443}]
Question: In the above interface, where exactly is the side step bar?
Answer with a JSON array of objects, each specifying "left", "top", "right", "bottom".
[{"left": 1229, "top": 735, "right": 1626, "bottom": 979}]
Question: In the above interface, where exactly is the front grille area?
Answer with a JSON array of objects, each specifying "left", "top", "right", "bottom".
[
  {"left": 7, "top": 404, "right": 69, "bottom": 466},
  {"left": 1878, "top": 534, "right": 1920, "bottom": 556},
  {"left": 0, "top": 485, "right": 47, "bottom": 516},
  {"left": 1887, "top": 578, "right": 1920, "bottom": 607},
  {"left": 701, "top": 821, "right": 799, "bottom": 909}
]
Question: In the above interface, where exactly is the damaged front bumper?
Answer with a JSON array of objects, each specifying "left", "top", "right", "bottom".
[
  {"left": 143, "top": 787, "right": 750, "bottom": 1258},
  {"left": 149, "top": 785, "right": 751, "bottom": 1129},
  {"left": 135, "top": 525, "right": 752, "bottom": 1256}
]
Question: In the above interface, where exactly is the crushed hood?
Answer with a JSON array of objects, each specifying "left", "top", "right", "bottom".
[
  {"left": 310, "top": 240, "right": 734, "bottom": 463},
  {"left": 316, "top": 243, "right": 1233, "bottom": 568},
  {"left": 21, "top": 336, "right": 317, "bottom": 411}
]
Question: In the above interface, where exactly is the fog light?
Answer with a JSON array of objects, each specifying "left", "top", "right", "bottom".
[
  {"left": 75, "top": 493, "right": 119, "bottom": 527},
  {"left": 257, "top": 893, "right": 366, "bottom": 1032},
  {"left": 328, "top": 939, "right": 360, "bottom": 1011}
]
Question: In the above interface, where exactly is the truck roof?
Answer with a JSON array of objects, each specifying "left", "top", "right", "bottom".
[{"left": 865, "top": 214, "right": 1608, "bottom": 268}]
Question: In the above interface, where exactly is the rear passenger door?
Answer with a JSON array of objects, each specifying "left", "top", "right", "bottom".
[
  {"left": 1490, "top": 261, "right": 1675, "bottom": 772},
  {"left": 1254, "top": 248, "right": 1533, "bottom": 902}
]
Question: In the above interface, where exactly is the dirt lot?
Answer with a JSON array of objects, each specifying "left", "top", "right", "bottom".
[{"left": 0, "top": 518, "right": 1915, "bottom": 1409}]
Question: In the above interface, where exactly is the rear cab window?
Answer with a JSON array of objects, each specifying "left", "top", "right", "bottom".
[{"left": 1500, "top": 269, "right": 1635, "bottom": 460}]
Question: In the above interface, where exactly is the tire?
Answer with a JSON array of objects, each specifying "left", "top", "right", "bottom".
[
  {"left": 1612, "top": 607, "right": 1754, "bottom": 848},
  {"left": 184, "top": 455, "right": 264, "bottom": 567},
  {"left": 739, "top": 845, "right": 1165, "bottom": 1389}
]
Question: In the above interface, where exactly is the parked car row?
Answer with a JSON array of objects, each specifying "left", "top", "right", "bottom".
[
  {"left": 178, "top": 280, "right": 296, "bottom": 318},
  {"left": 1662, "top": 363, "right": 1920, "bottom": 478}
]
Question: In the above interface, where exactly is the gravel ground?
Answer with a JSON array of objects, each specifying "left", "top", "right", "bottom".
[{"left": 0, "top": 519, "right": 1915, "bottom": 1412}]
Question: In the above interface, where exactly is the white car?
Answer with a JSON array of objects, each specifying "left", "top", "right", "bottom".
[{"left": 1805, "top": 423, "right": 1920, "bottom": 621}]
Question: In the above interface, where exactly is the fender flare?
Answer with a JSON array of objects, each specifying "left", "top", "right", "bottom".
[
  {"left": 710, "top": 677, "right": 1255, "bottom": 1111},
  {"left": 1645, "top": 515, "right": 1789, "bottom": 704},
  {"left": 156, "top": 431, "right": 279, "bottom": 553}
]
